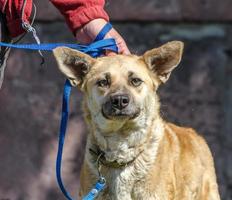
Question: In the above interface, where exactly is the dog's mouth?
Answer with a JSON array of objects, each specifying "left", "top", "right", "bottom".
[{"left": 101, "top": 107, "right": 140, "bottom": 120}]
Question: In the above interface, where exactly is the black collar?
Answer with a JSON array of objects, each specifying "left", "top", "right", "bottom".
[{"left": 89, "top": 147, "right": 135, "bottom": 169}]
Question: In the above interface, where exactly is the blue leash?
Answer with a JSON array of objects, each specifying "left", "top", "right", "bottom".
[
  {"left": 93, "top": 23, "right": 112, "bottom": 42},
  {"left": 56, "top": 23, "right": 116, "bottom": 200},
  {"left": 0, "top": 23, "right": 117, "bottom": 200},
  {"left": 0, "top": 38, "right": 117, "bottom": 58}
]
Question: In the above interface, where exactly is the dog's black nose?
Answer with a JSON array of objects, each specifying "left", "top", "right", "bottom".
[{"left": 111, "top": 94, "right": 130, "bottom": 110}]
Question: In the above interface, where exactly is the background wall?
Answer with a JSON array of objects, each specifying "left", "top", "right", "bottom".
[{"left": 0, "top": 0, "right": 231, "bottom": 199}]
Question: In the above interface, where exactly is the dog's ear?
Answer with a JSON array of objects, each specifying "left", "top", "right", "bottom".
[
  {"left": 143, "top": 41, "right": 184, "bottom": 83},
  {"left": 53, "top": 47, "right": 95, "bottom": 88}
]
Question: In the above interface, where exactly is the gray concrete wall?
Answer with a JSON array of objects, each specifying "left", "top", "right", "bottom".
[{"left": 0, "top": 0, "right": 231, "bottom": 199}]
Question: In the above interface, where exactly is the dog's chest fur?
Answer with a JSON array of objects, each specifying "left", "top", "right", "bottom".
[
  {"left": 85, "top": 120, "right": 164, "bottom": 200},
  {"left": 99, "top": 167, "right": 156, "bottom": 200}
]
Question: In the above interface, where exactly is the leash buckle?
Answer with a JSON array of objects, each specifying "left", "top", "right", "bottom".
[{"left": 22, "top": 21, "right": 45, "bottom": 65}]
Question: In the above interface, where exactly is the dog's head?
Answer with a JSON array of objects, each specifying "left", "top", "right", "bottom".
[{"left": 53, "top": 41, "right": 183, "bottom": 133}]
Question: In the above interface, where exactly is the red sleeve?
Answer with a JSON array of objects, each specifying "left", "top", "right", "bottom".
[
  {"left": 0, "top": 0, "right": 32, "bottom": 38},
  {"left": 0, "top": 0, "right": 109, "bottom": 38},
  {"left": 50, "top": 0, "right": 109, "bottom": 35}
]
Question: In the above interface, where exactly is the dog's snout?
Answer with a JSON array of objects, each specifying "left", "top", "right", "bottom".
[{"left": 111, "top": 94, "right": 130, "bottom": 110}]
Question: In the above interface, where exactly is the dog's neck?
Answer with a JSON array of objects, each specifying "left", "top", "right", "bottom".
[
  {"left": 82, "top": 92, "right": 163, "bottom": 169},
  {"left": 87, "top": 112, "right": 164, "bottom": 168},
  {"left": 85, "top": 115, "right": 164, "bottom": 200}
]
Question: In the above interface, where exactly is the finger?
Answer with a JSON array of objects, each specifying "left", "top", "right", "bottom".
[
  {"left": 104, "top": 28, "right": 131, "bottom": 55},
  {"left": 120, "top": 46, "right": 131, "bottom": 55},
  {"left": 116, "top": 39, "right": 131, "bottom": 55},
  {"left": 105, "top": 50, "right": 117, "bottom": 56}
]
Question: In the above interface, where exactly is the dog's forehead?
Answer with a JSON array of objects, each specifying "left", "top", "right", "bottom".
[{"left": 92, "top": 55, "right": 149, "bottom": 75}]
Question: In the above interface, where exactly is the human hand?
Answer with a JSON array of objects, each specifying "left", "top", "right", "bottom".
[{"left": 75, "top": 18, "right": 130, "bottom": 56}]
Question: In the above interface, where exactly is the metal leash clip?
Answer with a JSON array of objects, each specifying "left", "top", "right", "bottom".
[
  {"left": 96, "top": 152, "right": 104, "bottom": 177},
  {"left": 22, "top": 21, "right": 45, "bottom": 65},
  {"left": 82, "top": 153, "right": 106, "bottom": 200}
]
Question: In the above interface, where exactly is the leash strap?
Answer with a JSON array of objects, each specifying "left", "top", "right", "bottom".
[
  {"left": 0, "top": 22, "right": 117, "bottom": 200},
  {"left": 0, "top": 23, "right": 117, "bottom": 56},
  {"left": 56, "top": 79, "right": 73, "bottom": 200},
  {"left": 0, "top": 38, "right": 118, "bottom": 55},
  {"left": 93, "top": 23, "right": 112, "bottom": 42},
  {"left": 56, "top": 23, "right": 117, "bottom": 200}
]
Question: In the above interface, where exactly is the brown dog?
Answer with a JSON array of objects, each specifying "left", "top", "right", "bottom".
[{"left": 53, "top": 41, "right": 220, "bottom": 200}]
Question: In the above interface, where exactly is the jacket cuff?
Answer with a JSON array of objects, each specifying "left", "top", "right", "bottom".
[{"left": 66, "top": 6, "right": 109, "bottom": 35}]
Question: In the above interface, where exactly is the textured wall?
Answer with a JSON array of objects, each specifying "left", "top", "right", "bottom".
[
  {"left": 0, "top": 0, "right": 231, "bottom": 200},
  {"left": 34, "top": 0, "right": 232, "bottom": 21}
]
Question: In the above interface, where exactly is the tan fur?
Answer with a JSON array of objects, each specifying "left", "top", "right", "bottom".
[{"left": 53, "top": 41, "right": 220, "bottom": 200}]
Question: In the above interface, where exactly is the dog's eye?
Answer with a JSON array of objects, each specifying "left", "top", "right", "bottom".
[
  {"left": 131, "top": 78, "right": 143, "bottom": 87},
  {"left": 96, "top": 79, "right": 109, "bottom": 88}
]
